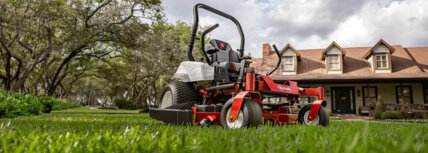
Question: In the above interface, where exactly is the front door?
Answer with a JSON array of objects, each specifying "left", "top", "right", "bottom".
[{"left": 332, "top": 87, "right": 355, "bottom": 114}]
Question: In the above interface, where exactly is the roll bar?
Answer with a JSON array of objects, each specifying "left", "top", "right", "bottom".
[{"left": 187, "top": 3, "right": 245, "bottom": 61}]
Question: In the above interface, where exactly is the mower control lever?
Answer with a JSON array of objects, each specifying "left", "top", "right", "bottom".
[
  {"left": 266, "top": 44, "right": 281, "bottom": 76},
  {"left": 201, "top": 23, "right": 220, "bottom": 64}
]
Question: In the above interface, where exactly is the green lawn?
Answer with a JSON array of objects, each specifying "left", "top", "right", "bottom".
[{"left": 0, "top": 107, "right": 427, "bottom": 153}]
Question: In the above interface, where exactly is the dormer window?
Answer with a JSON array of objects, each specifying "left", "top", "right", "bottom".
[
  {"left": 363, "top": 39, "right": 395, "bottom": 73},
  {"left": 321, "top": 41, "right": 346, "bottom": 74},
  {"left": 328, "top": 55, "right": 340, "bottom": 70},
  {"left": 375, "top": 54, "right": 388, "bottom": 69},
  {"left": 280, "top": 44, "right": 300, "bottom": 75}
]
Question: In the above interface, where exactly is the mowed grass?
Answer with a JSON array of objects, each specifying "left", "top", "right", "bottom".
[{"left": 0, "top": 107, "right": 427, "bottom": 153}]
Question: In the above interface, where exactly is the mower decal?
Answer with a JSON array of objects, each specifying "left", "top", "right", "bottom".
[
  {"left": 215, "top": 40, "right": 228, "bottom": 50},
  {"left": 308, "top": 100, "right": 323, "bottom": 121},
  {"left": 207, "top": 115, "right": 217, "bottom": 122},
  {"left": 277, "top": 85, "right": 291, "bottom": 91},
  {"left": 228, "top": 91, "right": 249, "bottom": 123},
  {"left": 220, "top": 42, "right": 225, "bottom": 49},
  {"left": 257, "top": 76, "right": 300, "bottom": 95}
]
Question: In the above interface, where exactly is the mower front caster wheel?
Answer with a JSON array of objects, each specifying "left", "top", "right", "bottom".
[
  {"left": 199, "top": 118, "right": 212, "bottom": 127},
  {"left": 298, "top": 104, "right": 329, "bottom": 126},
  {"left": 220, "top": 98, "right": 263, "bottom": 128}
]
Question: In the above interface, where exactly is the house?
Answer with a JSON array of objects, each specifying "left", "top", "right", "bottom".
[{"left": 251, "top": 39, "right": 428, "bottom": 114}]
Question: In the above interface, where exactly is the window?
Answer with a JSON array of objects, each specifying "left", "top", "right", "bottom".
[
  {"left": 396, "top": 86, "right": 413, "bottom": 104},
  {"left": 362, "top": 86, "right": 377, "bottom": 107},
  {"left": 283, "top": 56, "right": 294, "bottom": 71},
  {"left": 375, "top": 54, "right": 388, "bottom": 68},
  {"left": 328, "top": 55, "right": 340, "bottom": 70}
]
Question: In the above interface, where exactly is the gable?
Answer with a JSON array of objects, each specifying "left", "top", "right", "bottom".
[
  {"left": 321, "top": 41, "right": 346, "bottom": 60},
  {"left": 373, "top": 44, "right": 389, "bottom": 53},
  {"left": 326, "top": 46, "right": 342, "bottom": 55},
  {"left": 282, "top": 48, "right": 296, "bottom": 56},
  {"left": 363, "top": 39, "right": 395, "bottom": 59}
]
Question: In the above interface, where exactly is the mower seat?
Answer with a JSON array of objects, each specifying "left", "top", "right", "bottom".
[{"left": 207, "top": 39, "right": 255, "bottom": 74}]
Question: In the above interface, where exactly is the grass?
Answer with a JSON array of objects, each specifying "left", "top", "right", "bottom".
[{"left": 0, "top": 107, "right": 427, "bottom": 153}]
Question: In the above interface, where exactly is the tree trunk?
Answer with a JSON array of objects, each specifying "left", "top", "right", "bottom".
[{"left": 47, "top": 49, "right": 82, "bottom": 95}]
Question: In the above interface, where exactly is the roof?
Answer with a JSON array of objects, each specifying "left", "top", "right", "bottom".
[
  {"left": 251, "top": 44, "right": 428, "bottom": 82},
  {"left": 321, "top": 41, "right": 346, "bottom": 60},
  {"left": 363, "top": 39, "right": 395, "bottom": 59}
]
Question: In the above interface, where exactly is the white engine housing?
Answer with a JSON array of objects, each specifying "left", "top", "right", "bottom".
[{"left": 173, "top": 61, "right": 215, "bottom": 82}]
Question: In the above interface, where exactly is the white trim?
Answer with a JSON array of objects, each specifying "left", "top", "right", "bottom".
[
  {"left": 327, "top": 71, "right": 343, "bottom": 74},
  {"left": 375, "top": 69, "right": 392, "bottom": 73},
  {"left": 282, "top": 71, "right": 297, "bottom": 75}
]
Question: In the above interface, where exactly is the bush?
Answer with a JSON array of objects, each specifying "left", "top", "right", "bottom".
[
  {"left": 328, "top": 111, "right": 334, "bottom": 117},
  {"left": 0, "top": 90, "right": 81, "bottom": 118},
  {"left": 403, "top": 111, "right": 428, "bottom": 119},
  {"left": 114, "top": 98, "right": 136, "bottom": 109},
  {"left": 374, "top": 95, "right": 385, "bottom": 119},
  {"left": 381, "top": 111, "right": 404, "bottom": 119}
]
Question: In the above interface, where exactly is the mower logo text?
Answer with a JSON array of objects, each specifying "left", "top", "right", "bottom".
[{"left": 277, "top": 85, "right": 291, "bottom": 91}]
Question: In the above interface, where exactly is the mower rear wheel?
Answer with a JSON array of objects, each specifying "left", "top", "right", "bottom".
[
  {"left": 221, "top": 98, "right": 263, "bottom": 128},
  {"left": 159, "top": 81, "right": 198, "bottom": 109},
  {"left": 298, "top": 104, "right": 329, "bottom": 126}
]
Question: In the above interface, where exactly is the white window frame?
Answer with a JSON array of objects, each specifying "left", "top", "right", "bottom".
[
  {"left": 283, "top": 56, "right": 294, "bottom": 71},
  {"left": 375, "top": 54, "right": 388, "bottom": 69},
  {"left": 328, "top": 55, "right": 340, "bottom": 70}
]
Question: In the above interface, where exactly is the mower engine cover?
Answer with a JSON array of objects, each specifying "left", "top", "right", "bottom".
[{"left": 173, "top": 61, "right": 214, "bottom": 82}]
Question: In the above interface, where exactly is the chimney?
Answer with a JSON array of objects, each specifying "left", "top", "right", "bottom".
[{"left": 263, "top": 43, "right": 270, "bottom": 58}]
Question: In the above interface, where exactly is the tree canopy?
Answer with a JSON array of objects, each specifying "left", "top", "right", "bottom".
[{"left": 0, "top": 0, "right": 202, "bottom": 108}]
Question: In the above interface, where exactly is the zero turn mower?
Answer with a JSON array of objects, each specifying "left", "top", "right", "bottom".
[{"left": 149, "top": 3, "right": 329, "bottom": 128}]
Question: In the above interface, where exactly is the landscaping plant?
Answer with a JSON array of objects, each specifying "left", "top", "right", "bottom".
[
  {"left": 382, "top": 111, "right": 404, "bottom": 119},
  {"left": 0, "top": 90, "right": 81, "bottom": 118},
  {"left": 374, "top": 95, "right": 385, "bottom": 119}
]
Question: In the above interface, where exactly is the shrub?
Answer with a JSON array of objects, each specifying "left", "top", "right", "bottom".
[
  {"left": 37, "top": 95, "right": 56, "bottom": 113},
  {"left": 328, "top": 111, "right": 334, "bottom": 117},
  {"left": 374, "top": 95, "right": 385, "bottom": 119},
  {"left": 381, "top": 111, "right": 404, "bottom": 119},
  {"left": 114, "top": 98, "right": 136, "bottom": 109},
  {"left": 0, "top": 90, "right": 81, "bottom": 118}
]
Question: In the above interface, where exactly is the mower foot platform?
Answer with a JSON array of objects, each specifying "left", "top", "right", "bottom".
[{"left": 149, "top": 108, "right": 193, "bottom": 125}]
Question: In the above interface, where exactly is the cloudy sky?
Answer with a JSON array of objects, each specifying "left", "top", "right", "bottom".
[{"left": 162, "top": 0, "right": 428, "bottom": 57}]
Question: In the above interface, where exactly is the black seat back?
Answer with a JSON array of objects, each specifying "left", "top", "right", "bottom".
[{"left": 206, "top": 39, "right": 240, "bottom": 63}]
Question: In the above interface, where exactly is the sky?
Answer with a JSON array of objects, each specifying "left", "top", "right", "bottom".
[{"left": 161, "top": 0, "right": 428, "bottom": 57}]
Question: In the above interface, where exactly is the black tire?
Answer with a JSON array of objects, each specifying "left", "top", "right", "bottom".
[
  {"left": 245, "top": 99, "right": 263, "bottom": 126},
  {"left": 159, "top": 81, "right": 198, "bottom": 109},
  {"left": 298, "top": 104, "right": 329, "bottom": 126},
  {"left": 220, "top": 98, "right": 263, "bottom": 128}
]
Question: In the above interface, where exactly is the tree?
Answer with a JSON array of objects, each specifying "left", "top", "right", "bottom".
[{"left": 0, "top": 0, "right": 163, "bottom": 95}]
